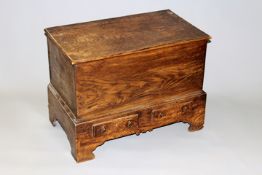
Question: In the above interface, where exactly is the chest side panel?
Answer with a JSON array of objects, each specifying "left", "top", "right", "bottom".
[
  {"left": 75, "top": 40, "right": 207, "bottom": 118},
  {"left": 47, "top": 38, "right": 77, "bottom": 113}
]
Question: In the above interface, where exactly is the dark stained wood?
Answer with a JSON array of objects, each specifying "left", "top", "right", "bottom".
[
  {"left": 47, "top": 39, "right": 77, "bottom": 113},
  {"left": 48, "top": 84, "right": 77, "bottom": 158},
  {"left": 45, "top": 10, "right": 210, "bottom": 162}
]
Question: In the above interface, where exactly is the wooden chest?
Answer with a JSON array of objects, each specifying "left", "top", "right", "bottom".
[{"left": 45, "top": 10, "right": 211, "bottom": 162}]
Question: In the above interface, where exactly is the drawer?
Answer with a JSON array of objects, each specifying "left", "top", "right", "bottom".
[
  {"left": 92, "top": 114, "right": 139, "bottom": 137},
  {"left": 150, "top": 101, "right": 199, "bottom": 123}
]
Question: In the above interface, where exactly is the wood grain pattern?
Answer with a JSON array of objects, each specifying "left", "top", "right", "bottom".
[
  {"left": 45, "top": 9, "right": 210, "bottom": 64},
  {"left": 75, "top": 40, "right": 207, "bottom": 119},
  {"left": 48, "top": 84, "right": 77, "bottom": 157},
  {"left": 47, "top": 38, "right": 77, "bottom": 113},
  {"left": 48, "top": 84, "right": 206, "bottom": 162},
  {"left": 45, "top": 10, "right": 210, "bottom": 162}
]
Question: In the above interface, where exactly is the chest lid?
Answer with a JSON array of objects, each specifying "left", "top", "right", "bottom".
[{"left": 45, "top": 9, "right": 210, "bottom": 64}]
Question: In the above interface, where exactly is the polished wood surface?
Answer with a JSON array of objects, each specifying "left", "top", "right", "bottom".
[
  {"left": 45, "top": 9, "right": 210, "bottom": 162},
  {"left": 75, "top": 40, "right": 207, "bottom": 119},
  {"left": 45, "top": 9, "right": 210, "bottom": 64},
  {"left": 48, "top": 84, "right": 206, "bottom": 162},
  {"left": 47, "top": 39, "right": 76, "bottom": 114}
]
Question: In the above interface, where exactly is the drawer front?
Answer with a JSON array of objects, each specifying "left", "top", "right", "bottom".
[
  {"left": 147, "top": 93, "right": 205, "bottom": 127},
  {"left": 151, "top": 102, "right": 195, "bottom": 121},
  {"left": 92, "top": 114, "right": 139, "bottom": 138},
  {"left": 79, "top": 92, "right": 206, "bottom": 140}
]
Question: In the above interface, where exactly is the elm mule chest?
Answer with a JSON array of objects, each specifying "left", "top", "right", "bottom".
[{"left": 45, "top": 10, "right": 211, "bottom": 162}]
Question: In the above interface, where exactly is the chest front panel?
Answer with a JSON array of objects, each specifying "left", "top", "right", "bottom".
[{"left": 75, "top": 40, "right": 207, "bottom": 118}]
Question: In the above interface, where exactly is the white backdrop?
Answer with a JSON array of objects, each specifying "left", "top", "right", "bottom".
[{"left": 0, "top": 0, "right": 261, "bottom": 175}]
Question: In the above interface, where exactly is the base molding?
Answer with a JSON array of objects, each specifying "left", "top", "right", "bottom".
[{"left": 48, "top": 84, "right": 206, "bottom": 162}]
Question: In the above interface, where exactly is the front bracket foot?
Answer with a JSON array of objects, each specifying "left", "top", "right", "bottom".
[{"left": 188, "top": 123, "right": 204, "bottom": 132}]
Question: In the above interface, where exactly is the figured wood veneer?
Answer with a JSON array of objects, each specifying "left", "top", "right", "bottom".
[{"left": 45, "top": 10, "right": 210, "bottom": 162}]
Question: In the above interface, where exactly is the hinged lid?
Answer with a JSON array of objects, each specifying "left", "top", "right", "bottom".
[{"left": 45, "top": 10, "right": 210, "bottom": 64}]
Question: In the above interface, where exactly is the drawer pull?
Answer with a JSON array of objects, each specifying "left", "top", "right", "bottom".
[
  {"left": 181, "top": 103, "right": 193, "bottom": 115},
  {"left": 127, "top": 120, "right": 134, "bottom": 128},
  {"left": 94, "top": 125, "right": 106, "bottom": 137},
  {"left": 182, "top": 105, "right": 189, "bottom": 113},
  {"left": 151, "top": 110, "right": 166, "bottom": 119},
  {"left": 159, "top": 112, "right": 165, "bottom": 118},
  {"left": 100, "top": 125, "right": 106, "bottom": 134}
]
